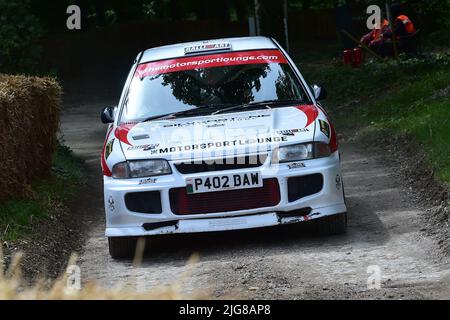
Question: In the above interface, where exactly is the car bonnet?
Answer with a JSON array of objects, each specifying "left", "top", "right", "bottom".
[{"left": 114, "top": 105, "right": 319, "bottom": 161}]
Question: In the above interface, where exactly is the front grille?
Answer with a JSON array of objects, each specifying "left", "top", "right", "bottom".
[
  {"left": 125, "top": 191, "right": 162, "bottom": 213},
  {"left": 169, "top": 178, "right": 280, "bottom": 215},
  {"left": 287, "top": 174, "right": 323, "bottom": 202},
  {"left": 174, "top": 154, "right": 267, "bottom": 174}
]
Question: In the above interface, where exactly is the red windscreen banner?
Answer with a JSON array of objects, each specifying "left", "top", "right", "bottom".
[{"left": 135, "top": 50, "right": 288, "bottom": 78}]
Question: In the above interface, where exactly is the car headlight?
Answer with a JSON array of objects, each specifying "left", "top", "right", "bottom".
[
  {"left": 273, "top": 142, "right": 331, "bottom": 163},
  {"left": 112, "top": 160, "right": 172, "bottom": 179}
]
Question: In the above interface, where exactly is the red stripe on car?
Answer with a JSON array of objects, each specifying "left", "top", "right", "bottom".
[
  {"left": 114, "top": 122, "right": 137, "bottom": 146},
  {"left": 135, "top": 49, "right": 288, "bottom": 78},
  {"left": 329, "top": 121, "right": 338, "bottom": 153},
  {"left": 295, "top": 104, "right": 318, "bottom": 128},
  {"left": 316, "top": 104, "right": 338, "bottom": 153}
]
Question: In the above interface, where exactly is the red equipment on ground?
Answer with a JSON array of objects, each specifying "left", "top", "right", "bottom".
[{"left": 343, "top": 48, "right": 363, "bottom": 67}]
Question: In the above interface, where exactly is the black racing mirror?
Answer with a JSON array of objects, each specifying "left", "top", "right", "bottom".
[
  {"left": 311, "top": 84, "right": 328, "bottom": 101},
  {"left": 101, "top": 106, "right": 115, "bottom": 124}
]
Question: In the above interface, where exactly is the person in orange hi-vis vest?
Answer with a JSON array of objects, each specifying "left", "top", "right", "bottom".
[
  {"left": 360, "top": 3, "right": 416, "bottom": 57},
  {"left": 383, "top": 3, "right": 416, "bottom": 39},
  {"left": 360, "top": 18, "right": 391, "bottom": 50}
]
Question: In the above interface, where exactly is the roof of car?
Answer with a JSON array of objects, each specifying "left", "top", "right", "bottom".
[{"left": 140, "top": 36, "right": 278, "bottom": 63}]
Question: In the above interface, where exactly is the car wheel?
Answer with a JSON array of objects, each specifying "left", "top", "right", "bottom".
[
  {"left": 108, "top": 236, "right": 138, "bottom": 259},
  {"left": 316, "top": 212, "right": 347, "bottom": 236}
]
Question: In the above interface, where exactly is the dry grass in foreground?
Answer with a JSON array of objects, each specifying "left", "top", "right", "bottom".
[{"left": 0, "top": 242, "right": 210, "bottom": 300}]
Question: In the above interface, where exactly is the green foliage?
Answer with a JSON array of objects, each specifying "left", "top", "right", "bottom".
[
  {"left": 363, "top": 69, "right": 450, "bottom": 182},
  {"left": 301, "top": 52, "right": 450, "bottom": 107},
  {"left": 0, "top": 143, "right": 86, "bottom": 241},
  {"left": 408, "top": 0, "right": 450, "bottom": 29},
  {"left": 289, "top": 0, "right": 346, "bottom": 9},
  {"left": 301, "top": 50, "right": 450, "bottom": 184},
  {"left": 290, "top": 0, "right": 450, "bottom": 30},
  {"left": 0, "top": 201, "right": 47, "bottom": 241},
  {"left": 0, "top": 0, "right": 44, "bottom": 73}
]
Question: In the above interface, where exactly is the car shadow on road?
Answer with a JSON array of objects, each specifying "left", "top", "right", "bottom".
[{"left": 133, "top": 198, "right": 390, "bottom": 266}]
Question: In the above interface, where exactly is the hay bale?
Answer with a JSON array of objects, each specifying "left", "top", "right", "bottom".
[{"left": 0, "top": 74, "right": 61, "bottom": 203}]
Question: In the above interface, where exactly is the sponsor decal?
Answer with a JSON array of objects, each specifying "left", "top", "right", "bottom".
[
  {"left": 143, "top": 144, "right": 160, "bottom": 151},
  {"left": 105, "top": 138, "right": 114, "bottom": 159},
  {"left": 127, "top": 145, "right": 144, "bottom": 151},
  {"left": 101, "top": 126, "right": 114, "bottom": 177},
  {"left": 139, "top": 177, "right": 158, "bottom": 185},
  {"left": 276, "top": 128, "right": 309, "bottom": 136},
  {"left": 127, "top": 143, "right": 160, "bottom": 151},
  {"left": 336, "top": 174, "right": 342, "bottom": 190},
  {"left": 162, "top": 113, "right": 271, "bottom": 128},
  {"left": 184, "top": 42, "right": 232, "bottom": 54},
  {"left": 206, "top": 123, "right": 225, "bottom": 128},
  {"left": 135, "top": 50, "right": 288, "bottom": 78},
  {"left": 316, "top": 104, "right": 338, "bottom": 152},
  {"left": 108, "top": 196, "right": 115, "bottom": 212},
  {"left": 155, "top": 136, "right": 288, "bottom": 154},
  {"left": 288, "top": 162, "right": 306, "bottom": 169},
  {"left": 319, "top": 119, "right": 330, "bottom": 138},
  {"left": 132, "top": 134, "right": 149, "bottom": 140}
]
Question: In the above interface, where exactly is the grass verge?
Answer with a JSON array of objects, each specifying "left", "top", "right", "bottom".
[
  {"left": 300, "top": 51, "right": 450, "bottom": 185},
  {"left": 0, "top": 143, "right": 86, "bottom": 242}
]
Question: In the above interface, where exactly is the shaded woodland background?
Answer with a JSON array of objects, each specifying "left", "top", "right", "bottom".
[{"left": 1, "top": 0, "right": 449, "bottom": 99}]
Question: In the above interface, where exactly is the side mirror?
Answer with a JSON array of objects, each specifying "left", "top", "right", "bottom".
[
  {"left": 101, "top": 106, "right": 116, "bottom": 124},
  {"left": 311, "top": 84, "right": 327, "bottom": 101}
]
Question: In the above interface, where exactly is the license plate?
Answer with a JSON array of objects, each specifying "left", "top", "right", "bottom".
[{"left": 186, "top": 172, "right": 262, "bottom": 194}]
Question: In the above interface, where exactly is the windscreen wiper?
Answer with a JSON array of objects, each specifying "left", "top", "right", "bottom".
[
  {"left": 211, "top": 99, "right": 307, "bottom": 115},
  {"left": 142, "top": 104, "right": 233, "bottom": 122},
  {"left": 142, "top": 112, "right": 177, "bottom": 122}
]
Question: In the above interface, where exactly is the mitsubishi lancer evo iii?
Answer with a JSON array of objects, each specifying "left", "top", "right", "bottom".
[{"left": 100, "top": 36, "right": 347, "bottom": 258}]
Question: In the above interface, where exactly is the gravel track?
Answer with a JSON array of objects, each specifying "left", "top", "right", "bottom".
[{"left": 60, "top": 101, "right": 450, "bottom": 299}]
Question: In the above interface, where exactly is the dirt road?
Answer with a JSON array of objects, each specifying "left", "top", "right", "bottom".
[{"left": 61, "top": 101, "right": 450, "bottom": 299}]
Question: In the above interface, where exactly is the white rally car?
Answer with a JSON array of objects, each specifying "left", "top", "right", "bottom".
[{"left": 100, "top": 36, "right": 347, "bottom": 258}]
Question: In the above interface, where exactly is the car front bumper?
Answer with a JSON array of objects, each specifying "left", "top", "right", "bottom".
[{"left": 104, "top": 152, "right": 347, "bottom": 237}]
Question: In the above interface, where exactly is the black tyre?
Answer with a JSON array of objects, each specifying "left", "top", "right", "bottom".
[
  {"left": 108, "top": 236, "right": 138, "bottom": 259},
  {"left": 316, "top": 212, "right": 347, "bottom": 236}
]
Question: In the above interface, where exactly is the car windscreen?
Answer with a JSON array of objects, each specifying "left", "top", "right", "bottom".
[{"left": 120, "top": 49, "right": 310, "bottom": 123}]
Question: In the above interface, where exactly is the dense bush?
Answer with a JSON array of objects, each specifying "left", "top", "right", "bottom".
[
  {"left": 409, "top": 0, "right": 450, "bottom": 29},
  {"left": 0, "top": 0, "right": 43, "bottom": 74},
  {"left": 0, "top": 74, "right": 61, "bottom": 202}
]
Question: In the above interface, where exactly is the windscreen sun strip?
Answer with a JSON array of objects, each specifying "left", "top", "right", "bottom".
[{"left": 135, "top": 49, "right": 288, "bottom": 78}]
